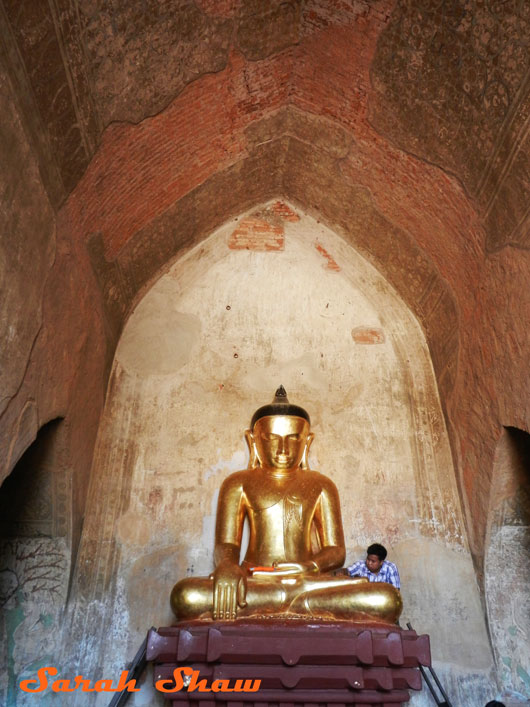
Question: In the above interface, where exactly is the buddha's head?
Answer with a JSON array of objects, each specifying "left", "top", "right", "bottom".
[{"left": 246, "top": 386, "right": 313, "bottom": 472}]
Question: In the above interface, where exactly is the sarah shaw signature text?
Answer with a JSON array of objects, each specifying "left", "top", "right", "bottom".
[{"left": 20, "top": 666, "right": 261, "bottom": 694}]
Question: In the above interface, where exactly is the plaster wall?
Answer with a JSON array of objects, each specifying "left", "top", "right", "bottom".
[
  {"left": 65, "top": 204, "right": 493, "bottom": 705},
  {"left": 485, "top": 428, "right": 530, "bottom": 699}
]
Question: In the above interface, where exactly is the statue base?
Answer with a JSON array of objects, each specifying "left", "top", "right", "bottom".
[{"left": 147, "top": 621, "right": 431, "bottom": 706}]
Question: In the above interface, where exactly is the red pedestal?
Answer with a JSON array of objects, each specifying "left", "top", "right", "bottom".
[{"left": 147, "top": 622, "right": 431, "bottom": 707}]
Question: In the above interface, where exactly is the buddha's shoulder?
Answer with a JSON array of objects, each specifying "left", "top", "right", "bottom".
[
  {"left": 220, "top": 468, "right": 254, "bottom": 489},
  {"left": 303, "top": 469, "right": 338, "bottom": 490}
]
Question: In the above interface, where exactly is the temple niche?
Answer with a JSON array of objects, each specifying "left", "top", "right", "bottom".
[{"left": 66, "top": 203, "right": 492, "bottom": 704}]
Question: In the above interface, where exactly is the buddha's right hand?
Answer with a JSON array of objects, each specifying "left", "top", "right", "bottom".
[
  {"left": 273, "top": 560, "right": 319, "bottom": 575},
  {"left": 210, "top": 561, "right": 247, "bottom": 620}
]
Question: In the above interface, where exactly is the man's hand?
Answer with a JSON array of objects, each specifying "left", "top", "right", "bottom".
[
  {"left": 211, "top": 561, "right": 247, "bottom": 620},
  {"left": 272, "top": 560, "right": 319, "bottom": 576}
]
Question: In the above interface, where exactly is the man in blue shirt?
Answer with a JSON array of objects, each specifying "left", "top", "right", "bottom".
[{"left": 347, "top": 543, "right": 400, "bottom": 589}]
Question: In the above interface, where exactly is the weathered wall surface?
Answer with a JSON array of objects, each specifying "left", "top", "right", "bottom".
[
  {"left": 64, "top": 206, "right": 494, "bottom": 706},
  {"left": 485, "top": 428, "right": 530, "bottom": 699},
  {"left": 367, "top": 0, "right": 530, "bottom": 581},
  {"left": 370, "top": 0, "right": 530, "bottom": 252},
  {"left": 0, "top": 53, "right": 109, "bottom": 707},
  {"left": 0, "top": 58, "right": 111, "bottom": 534},
  {"left": 0, "top": 61, "right": 56, "bottom": 475}
]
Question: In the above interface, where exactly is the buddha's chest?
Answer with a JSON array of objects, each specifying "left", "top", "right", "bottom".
[{"left": 243, "top": 473, "right": 321, "bottom": 522}]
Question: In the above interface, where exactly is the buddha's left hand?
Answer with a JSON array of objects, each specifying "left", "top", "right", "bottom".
[{"left": 272, "top": 560, "right": 319, "bottom": 575}]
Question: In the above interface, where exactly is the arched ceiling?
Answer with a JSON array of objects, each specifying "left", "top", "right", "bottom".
[{"left": 1, "top": 0, "right": 528, "bottom": 251}]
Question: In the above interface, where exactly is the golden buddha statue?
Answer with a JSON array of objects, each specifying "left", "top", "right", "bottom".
[{"left": 171, "top": 387, "right": 402, "bottom": 624}]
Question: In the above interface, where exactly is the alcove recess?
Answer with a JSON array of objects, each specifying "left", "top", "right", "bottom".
[{"left": 0, "top": 418, "right": 72, "bottom": 610}]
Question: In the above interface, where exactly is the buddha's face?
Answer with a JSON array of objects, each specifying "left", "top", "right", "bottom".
[{"left": 252, "top": 415, "right": 310, "bottom": 471}]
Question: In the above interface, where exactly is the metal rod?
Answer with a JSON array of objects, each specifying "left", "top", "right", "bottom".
[
  {"left": 406, "top": 622, "right": 453, "bottom": 707},
  {"left": 418, "top": 663, "right": 445, "bottom": 706},
  {"left": 428, "top": 663, "right": 452, "bottom": 704},
  {"left": 108, "top": 627, "right": 155, "bottom": 707}
]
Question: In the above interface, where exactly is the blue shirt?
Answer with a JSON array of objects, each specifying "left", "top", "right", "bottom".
[{"left": 347, "top": 559, "right": 400, "bottom": 588}]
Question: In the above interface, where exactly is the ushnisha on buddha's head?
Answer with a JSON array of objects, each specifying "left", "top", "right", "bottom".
[{"left": 246, "top": 386, "right": 313, "bottom": 473}]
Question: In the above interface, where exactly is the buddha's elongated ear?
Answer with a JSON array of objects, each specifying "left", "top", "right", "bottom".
[
  {"left": 245, "top": 429, "right": 260, "bottom": 469},
  {"left": 300, "top": 432, "right": 314, "bottom": 470}
]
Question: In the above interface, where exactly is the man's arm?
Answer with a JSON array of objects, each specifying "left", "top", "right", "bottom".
[
  {"left": 386, "top": 561, "right": 401, "bottom": 589},
  {"left": 347, "top": 560, "right": 365, "bottom": 577}
]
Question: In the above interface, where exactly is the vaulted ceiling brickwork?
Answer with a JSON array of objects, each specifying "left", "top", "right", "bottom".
[
  {"left": 370, "top": 0, "right": 530, "bottom": 251},
  {"left": 2, "top": 0, "right": 527, "bottom": 247}
]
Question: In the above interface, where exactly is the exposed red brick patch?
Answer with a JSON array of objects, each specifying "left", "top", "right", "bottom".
[
  {"left": 229, "top": 218, "right": 284, "bottom": 251},
  {"left": 63, "top": 48, "right": 292, "bottom": 259},
  {"left": 195, "top": 0, "right": 238, "bottom": 17},
  {"left": 315, "top": 242, "right": 340, "bottom": 271},
  {"left": 228, "top": 201, "right": 300, "bottom": 251},
  {"left": 271, "top": 200, "right": 300, "bottom": 221},
  {"left": 352, "top": 326, "right": 386, "bottom": 344}
]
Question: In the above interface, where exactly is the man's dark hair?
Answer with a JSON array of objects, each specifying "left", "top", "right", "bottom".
[
  {"left": 485, "top": 701, "right": 505, "bottom": 707},
  {"left": 367, "top": 543, "right": 387, "bottom": 561}
]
